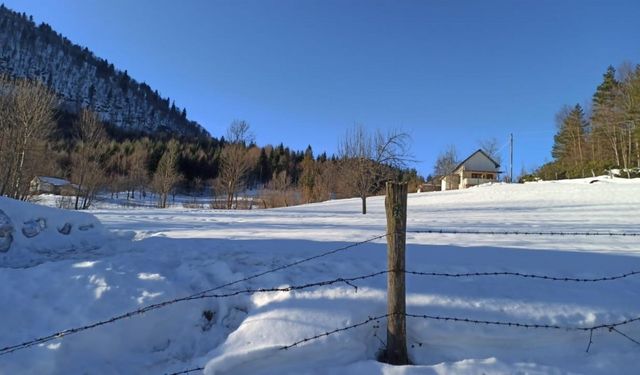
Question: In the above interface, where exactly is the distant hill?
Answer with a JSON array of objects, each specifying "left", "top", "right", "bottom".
[{"left": 0, "top": 4, "right": 208, "bottom": 138}]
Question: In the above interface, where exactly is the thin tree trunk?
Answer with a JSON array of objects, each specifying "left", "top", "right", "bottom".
[
  {"left": 13, "top": 137, "right": 28, "bottom": 199},
  {"left": 75, "top": 175, "right": 84, "bottom": 210},
  {"left": 361, "top": 195, "right": 367, "bottom": 215}
]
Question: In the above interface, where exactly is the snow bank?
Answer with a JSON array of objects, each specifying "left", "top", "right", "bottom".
[
  {"left": 0, "top": 197, "right": 116, "bottom": 268},
  {"left": 2, "top": 179, "right": 640, "bottom": 374}
]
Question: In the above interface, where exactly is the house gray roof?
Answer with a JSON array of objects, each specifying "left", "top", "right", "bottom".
[
  {"left": 36, "top": 176, "right": 71, "bottom": 186},
  {"left": 452, "top": 149, "right": 500, "bottom": 173}
]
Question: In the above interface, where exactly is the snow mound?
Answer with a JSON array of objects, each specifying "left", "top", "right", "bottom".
[{"left": 0, "top": 197, "right": 115, "bottom": 268}]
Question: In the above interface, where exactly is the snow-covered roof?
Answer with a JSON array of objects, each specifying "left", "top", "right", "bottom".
[{"left": 35, "top": 176, "right": 71, "bottom": 186}]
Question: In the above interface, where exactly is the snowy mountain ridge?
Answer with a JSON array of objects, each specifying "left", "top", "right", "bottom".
[{"left": 0, "top": 5, "right": 208, "bottom": 138}]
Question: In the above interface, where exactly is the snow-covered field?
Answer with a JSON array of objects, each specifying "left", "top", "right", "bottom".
[{"left": 1, "top": 177, "right": 640, "bottom": 374}]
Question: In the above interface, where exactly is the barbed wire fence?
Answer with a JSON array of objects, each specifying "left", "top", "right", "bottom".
[
  {"left": 165, "top": 177, "right": 640, "bottom": 375},
  {"left": 0, "top": 233, "right": 389, "bottom": 356},
  {"left": 2, "top": 183, "right": 640, "bottom": 374}
]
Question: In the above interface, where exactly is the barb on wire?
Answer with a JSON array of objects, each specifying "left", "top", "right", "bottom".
[
  {"left": 586, "top": 329, "right": 595, "bottom": 352},
  {"left": 281, "top": 314, "right": 388, "bottom": 350},
  {"left": 165, "top": 367, "right": 204, "bottom": 375},
  {"left": 407, "top": 228, "right": 640, "bottom": 237},
  {"left": 609, "top": 327, "right": 640, "bottom": 347},
  {"left": 405, "top": 270, "right": 640, "bottom": 282},
  {"left": 0, "top": 233, "right": 389, "bottom": 357}
]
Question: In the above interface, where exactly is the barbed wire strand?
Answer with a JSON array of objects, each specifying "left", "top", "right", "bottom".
[
  {"left": 405, "top": 313, "right": 640, "bottom": 332},
  {"left": 165, "top": 367, "right": 205, "bottom": 375},
  {"left": 405, "top": 270, "right": 640, "bottom": 282},
  {"left": 171, "top": 312, "right": 640, "bottom": 373},
  {"left": 280, "top": 313, "right": 640, "bottom": 351},
  {"left": 281, "top": 314, "right": 389, "bottom": 350},
  {"left": 5, "top": 263, "right": 640, "bottom": 356},
  {"left": 405, "top": 313, "right": 640, "bottom": 352},
  {"left": 186, "top": 271, "right": 387, "bottom": 301},
  {"left": 407, "top": 228, "right": 640, "bottom": 237},
  {"left": 609, "top": 327, "right": 640, "bottom": 347},
  {"left": 0, "top": 233, "right": 389, "bottom": 357}
]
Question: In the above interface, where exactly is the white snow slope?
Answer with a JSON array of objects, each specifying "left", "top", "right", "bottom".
[{"left": 1, "top": 177, "right": 640, "bottom": 375}]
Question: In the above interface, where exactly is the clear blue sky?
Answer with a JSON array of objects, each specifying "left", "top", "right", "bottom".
[{"left": 4, "top": 0, "right": 640, "bottom": 177}]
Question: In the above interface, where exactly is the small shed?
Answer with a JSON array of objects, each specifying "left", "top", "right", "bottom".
[
  {"left": 441, "top": 150, "right": 501, "bottom": 191},
  {"left": 417, "top": 180, "right": 441, "bottom": 193},
  {"left": 30, "top": 176, "right": 76, "bottom": 195}
]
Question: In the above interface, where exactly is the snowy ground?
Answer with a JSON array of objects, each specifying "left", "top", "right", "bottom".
[{"left": 1, "top": 177, "right": 640, "bottom": 374}]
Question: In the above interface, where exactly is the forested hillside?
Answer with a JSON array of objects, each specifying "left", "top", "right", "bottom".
[
  {"left": 0, "top": 4, "right": 207, "bottom": 137},
  {"left": 0, "top": 5, "right": 423, "bottom": 210},
  {"left": 540, "top": 63, "right": 640, "bottom": 180}
]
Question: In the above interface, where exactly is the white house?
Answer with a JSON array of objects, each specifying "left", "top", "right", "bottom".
[
  {"left": 30, "top": 176, "right": 76, "bottom": 195},
  {"left": 441, "top": 149, "right": 501, "bottom": 191}
]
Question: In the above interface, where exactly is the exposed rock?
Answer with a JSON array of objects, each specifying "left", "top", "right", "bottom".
[
  {"left": 78, "top": 223, "right": 94, "bottom": 231},
  {"left": 0, "top": 209, "right": 13, "bottom": 253},
  {"left": 58, "top": 223, "right": 72, "bottom": 235},
  {"left": 22, "top": 218, "right": 47, "bottom": 238}
]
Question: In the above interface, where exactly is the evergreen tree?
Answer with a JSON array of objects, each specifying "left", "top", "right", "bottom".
[
  {"left": 257, "top": 148, "right": 271, "bottom": 184},
  {"left": 300, "top": 145, "right": 316, "bottom": 203},
  {"left": 591, "top": 66, "right": 622, "bottom": 166},
  {"left": 552, "top": 104, "right": 588, "bottom": 177}
]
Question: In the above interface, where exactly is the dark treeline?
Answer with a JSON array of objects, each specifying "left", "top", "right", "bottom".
[
  {"left": 537, "top": 62, "right": 640, "bottom": 180},
  {"left": 1, "top": 75, "right": 423, "bottom": 209}
]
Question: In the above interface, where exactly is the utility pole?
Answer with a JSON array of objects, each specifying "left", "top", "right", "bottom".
[{"left": 510, "top": 133, "right": 513, "bottom": 183}]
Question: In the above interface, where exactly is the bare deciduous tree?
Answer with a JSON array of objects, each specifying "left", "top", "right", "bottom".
[
  {"left": 478, "top": 137, "right": 503, "bottom": 166},
  {"left": 259, "top": 170, "right": 297, "bottom": 208},
  {"left": 433, "top": 145, "right": 459, "bottom": 177},
  {"left": 338, "top": 125, "right": 411, "bottom": 214},
  {"left": 127, "top": 142, "right": 150, "bottom": 199},
  {"left": 313, "top": 161, "right": 338, "bottom": 202},
  {"left": 226, "top": 120, "right": 255, "bottom": 145},
  {"left": 152, "top": 139, "right": 181, "bottom": 208},
  {"left": 0, "top": 75, "right": 57, "bottom": 199},
  {"left": 71, "top": 109, "right": 107, "bottom": 209},
  {"left": 217, "top": 121, "right": 255, "bottom": 209}
]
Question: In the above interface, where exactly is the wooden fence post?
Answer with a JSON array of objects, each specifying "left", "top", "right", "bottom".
[{"left": 385, "top": 181, "right": 409, "bottom": 365}]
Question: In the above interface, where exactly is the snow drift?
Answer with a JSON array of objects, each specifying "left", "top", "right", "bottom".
[
  {"left": 0, "top": 196, "right": 116, "bottom": 268},
  {"left": 1, "top": 178, "right": 640, "bottom": 374}
]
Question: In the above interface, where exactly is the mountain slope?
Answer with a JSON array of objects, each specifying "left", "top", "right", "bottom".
[{"left": 0, "top": 5, "right": 208, "bottom": 138}]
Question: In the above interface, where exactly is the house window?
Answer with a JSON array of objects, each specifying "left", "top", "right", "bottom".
[
  {"left": 486, "top": 174, "right": 494, "bottom": 179},
  {"left": 471, "top": 173, "right": 482, "bottom": 178}
]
